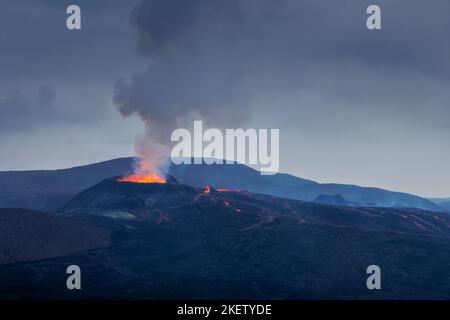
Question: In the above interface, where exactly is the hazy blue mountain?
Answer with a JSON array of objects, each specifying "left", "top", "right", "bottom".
[
  {"left": 428, "top": 197, "right": 450, "bottom": 206},
  {"left": 427, "top": 198, "right": 450, "bottom": 212},
  {"left": 313, "top": 194, "right": 354, "bottom": 206},
  {"left": 428, "top": 197, "right": 450, "bottom": 203},
  {"left": 0, "top": 158, "right": 134, "bottom": 211},
  {"left": 0, "top": 157, "right": 443, "bottom": 211},
  {"left": 438, "top": 201, "right": 450, "bottom": 211},
  {"left": 0, "top": 208, "right": 110, "bottom": 265}
]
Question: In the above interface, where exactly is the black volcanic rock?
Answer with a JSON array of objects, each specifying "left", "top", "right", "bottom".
[
  {"left": 165, "top": 175, "right": 179, "bottom": 184},
  {"left": 0, "top": 208, "right": 111, "bottom": 265},
  {"left": 2, "top": 181, "right": 450, "bottom": 299}
]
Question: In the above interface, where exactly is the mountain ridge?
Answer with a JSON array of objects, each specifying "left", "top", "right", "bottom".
[{"left": 0, "top": 157, "right": 445, "bottom": 212}]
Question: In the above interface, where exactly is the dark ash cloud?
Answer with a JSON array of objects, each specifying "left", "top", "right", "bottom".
[
  {"left": 0, "top": 0, "right": 141, "bottom": 82},
  {"left": 113, "top": 0, "right": 252, "bottom": 145},
  {"left": 0, "top": 0, "right": 142, "bottom": 140},
  {"left": 0, "top": 85, "right": 109, "bottom": 134},
  {"left": 114, "top": 0, "right": 450, "bottom": 146},
  {"left": 0, "top": 86, "right": 58, "bottom": 133}
]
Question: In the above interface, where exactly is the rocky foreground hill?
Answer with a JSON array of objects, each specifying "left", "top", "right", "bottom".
[{"left": 0, "top": 208, "right": 110, "bottom": 265}]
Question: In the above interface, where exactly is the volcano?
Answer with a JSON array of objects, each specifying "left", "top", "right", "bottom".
[
  {"left": 0, "top": 157, "right": 445, "bottom": 212},
  {"left": 1, "top": 178, "right": 450, "bottom": 299},
  {"left": 60, "top": 178, "right": 450, "bottom": 237},
  {"left": 60, "top": 175, "right": 195, "bottom": 220}
]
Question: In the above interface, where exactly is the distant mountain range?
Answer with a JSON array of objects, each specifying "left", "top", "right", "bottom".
[
  {"left": 0, "top": 157, "right": 446, "bottom": 212},
  {"left": 169, "top": 161, "right": 445, "bottom": 211},
  {"left": 0, "top": 158, "right": 134, "bottom": 211},
  {"left": 428, "top": 197, "right": 450, "bottom": 211},
  {"left": 439, "top": 201, "right": 450, "bottom": 211},
  {"left": 440, "top": 201, "right": 450, "bottom": 211}
]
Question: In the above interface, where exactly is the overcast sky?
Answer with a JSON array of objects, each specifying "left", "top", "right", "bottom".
[{"left": 0, "top": 0, "right": 449, "bottom": 197}]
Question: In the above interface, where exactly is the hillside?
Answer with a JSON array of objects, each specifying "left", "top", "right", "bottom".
[{"left": 0, "top": 208, "right": 111, "bottom": 265}]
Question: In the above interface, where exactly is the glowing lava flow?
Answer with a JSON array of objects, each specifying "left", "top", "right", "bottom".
[{"left": 118, "top": 173, "right": 166, "bottom": 184}]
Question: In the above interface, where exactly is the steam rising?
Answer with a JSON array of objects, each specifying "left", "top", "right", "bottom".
[{"left": 113, "top": 0, "right": 253, "bottom": 172}]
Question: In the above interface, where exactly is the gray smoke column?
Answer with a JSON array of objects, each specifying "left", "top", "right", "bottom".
[
  {"left": 113, "top": 0, "right": 450, "bottom": 177},
  {"left": 113, "top": 0, "right": 253, "bottom": 173}
]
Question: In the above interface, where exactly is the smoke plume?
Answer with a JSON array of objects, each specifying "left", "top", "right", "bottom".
[
  {"left": 113, "top": 0, "right": 450, "bottom": 176},
  {"left": 113, "top": 0, "right": 254, "bottom": 173}
]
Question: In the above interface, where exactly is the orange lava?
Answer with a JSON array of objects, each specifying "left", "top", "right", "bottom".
[
  {"left": 118, "top": 173, "right": 166, "bottom": 184},
  {"left": 217, "top": 188, "right": 242, "bottom": 192},
  {"left": 204, "top": 185, "right": 212, "bottom": 193}
]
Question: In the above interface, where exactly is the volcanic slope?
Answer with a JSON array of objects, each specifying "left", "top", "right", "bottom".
[
  {"left": 0, "top": 208, "right": 111, "bottom": 265},
  {"left": 1, "top": 179, "right": 450, "bottom": 299}
]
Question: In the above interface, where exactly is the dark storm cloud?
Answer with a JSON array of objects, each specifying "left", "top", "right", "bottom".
[
  {"left": 0, "top": 85, "right": 107, "bottom": 133},
  {"left": 0, "top": 0, "right": 142, "bottom": 135},
  {"left": 1, "top": 0, "right": 450, "bottom": 194},
  {"left": 129, "top": 0, "right": 450, "bottom": 76},
  {"left": 114, "top": 0, "right": 450, "bottom": 146},
  {"left": 0, "top": 86, "right": 56, "bottom": 133},
  {"left": 114, "top": 0, "right": 252, "bottom": 144},
  {"left": 0, "top": 0, "right": 140, "bottom": 82}
]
